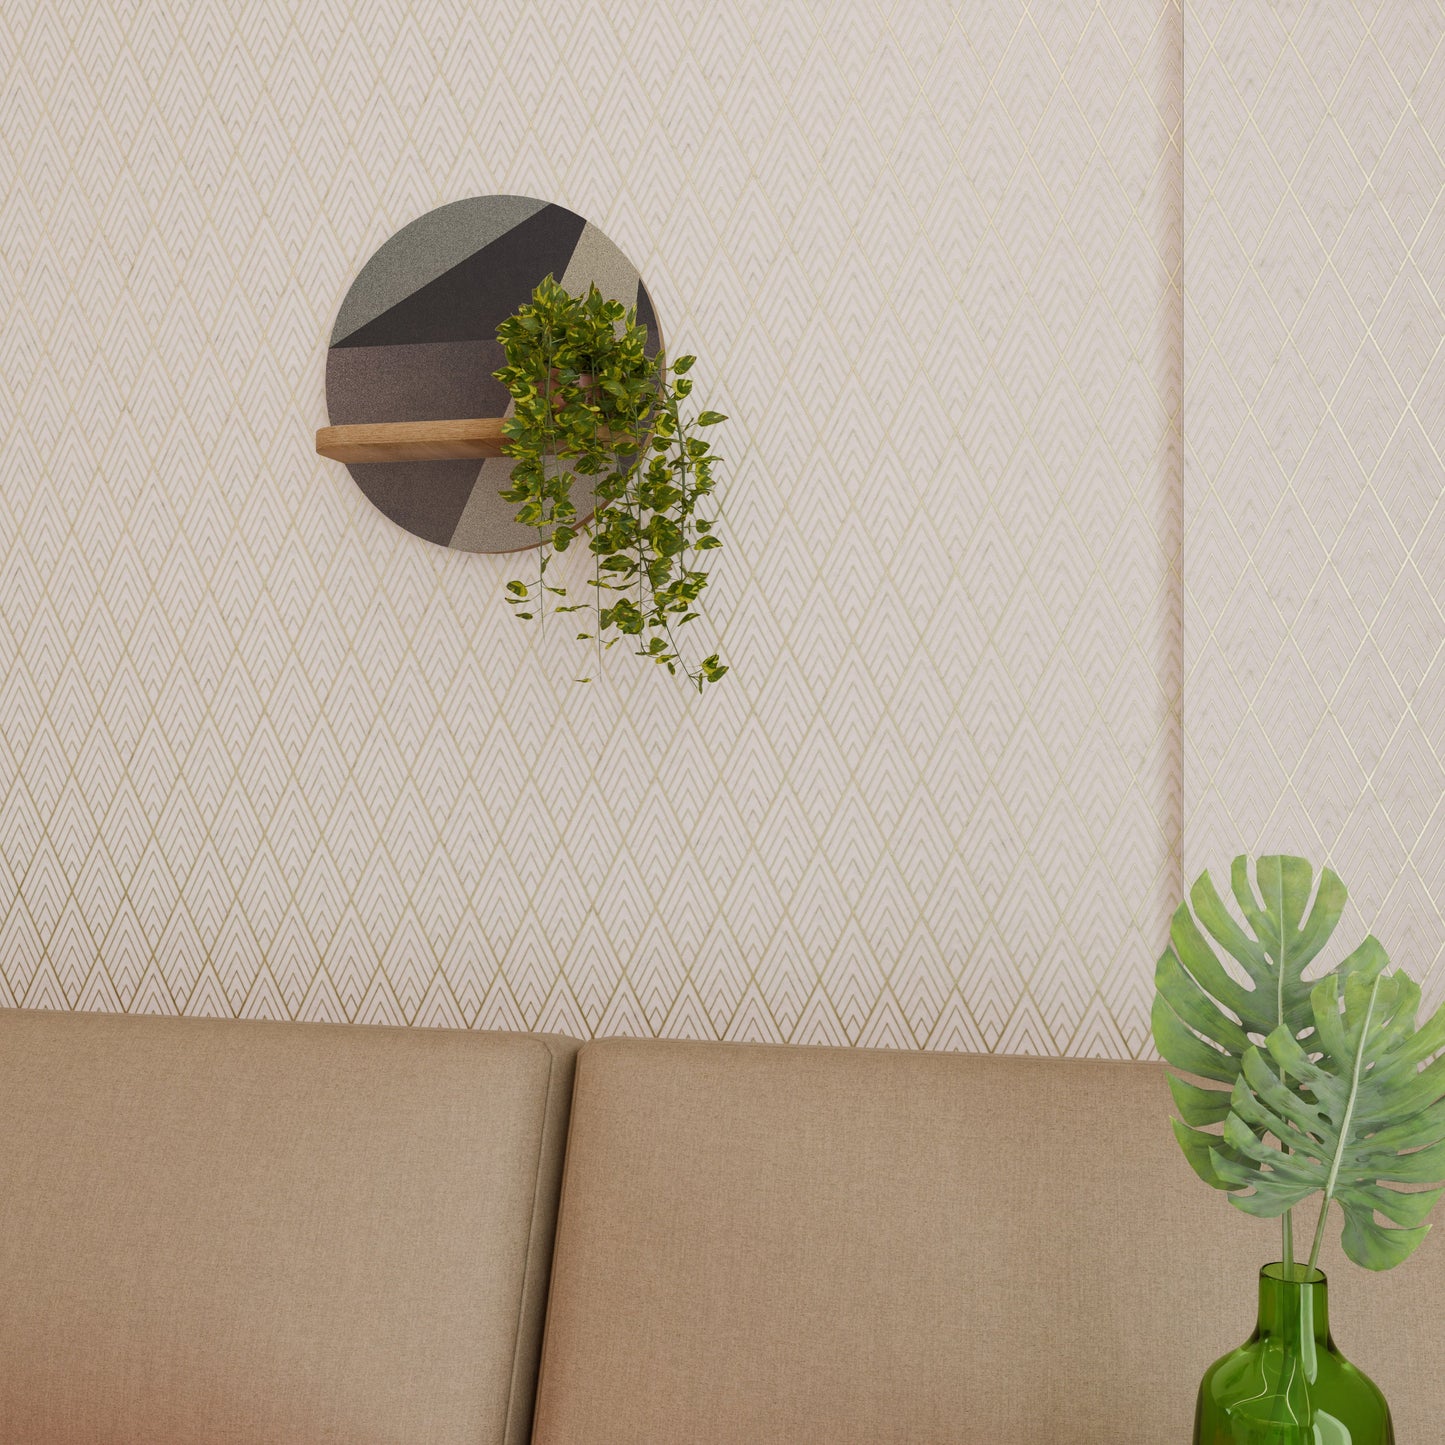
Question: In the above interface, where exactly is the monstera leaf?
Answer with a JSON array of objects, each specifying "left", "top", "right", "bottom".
[
  {"left": 1216, "top": 952, "right": 1445, "bottom": 1271},
  {"left": 1152, "top": 855, "right": 1347, "bottom": 1188}
]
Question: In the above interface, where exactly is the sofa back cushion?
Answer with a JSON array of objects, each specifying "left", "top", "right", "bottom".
[
  {"left": 0, "top": 1008, "right": 576, "bottom": 1445},
  {"left": 531, "top": 1038, "right": 1445, "bottom": 1444}
]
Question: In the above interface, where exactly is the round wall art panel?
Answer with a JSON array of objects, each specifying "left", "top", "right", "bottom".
[{"left": 322, "top": 196, "right": 661, "bottom": 552}]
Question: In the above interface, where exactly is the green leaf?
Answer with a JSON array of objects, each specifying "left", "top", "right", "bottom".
[
  {"left": 1151, "top": 993, "right": 1234, "bottom": 1085},
  {"left": 696, "top": 410, "right": 727, "bottom": 425},
  {"left": 1219, "top": 963, "right": 1445, "bottom": 1270},
  {"left": 1153, "top": 856, "right": 1349, "bottom": 1190},
  {"left": 1173, "top": 1116, "right": 1247, "bottom": 1189},
  {"left": 1168, "top": 1071, "right": 1234, "bottom": 1128}
]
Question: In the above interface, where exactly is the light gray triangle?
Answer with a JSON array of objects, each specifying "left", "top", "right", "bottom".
[
  {"left": 449, "top": 456, "right": 541, "bottom": 554},
  {"left": 558, "top": 221, "right": 642, "bottom": 309},
  {"left": 330, "top": 195, "right": 549, "bottom": 345},
  {"left": 449, "top": 455, "right": 601, "bottom": 555}
]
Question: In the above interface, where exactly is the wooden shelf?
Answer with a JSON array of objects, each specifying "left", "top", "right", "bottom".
[{"left": 316, "top": 417, "right": 507, "bottom": 463}]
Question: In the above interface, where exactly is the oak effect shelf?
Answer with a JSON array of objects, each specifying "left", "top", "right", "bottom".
[{"left": 315, "top": 417, "right": 508, "bottom": 463}]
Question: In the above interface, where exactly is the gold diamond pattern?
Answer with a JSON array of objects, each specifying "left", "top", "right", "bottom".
[
  {"left": 0, "top": 1, "right": 1182, "bottom": 1055},
  {"left": 1184, "top": 2, "right": 1445, "bottom": 983}
]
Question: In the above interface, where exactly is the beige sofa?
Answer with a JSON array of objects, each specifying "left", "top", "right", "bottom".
[
  {"left": 2, "top": 1010, "right": 1441, "bottom": 1442},
  {"left": 0, "top": 1010, "right": 576, "bottom": 1445}
]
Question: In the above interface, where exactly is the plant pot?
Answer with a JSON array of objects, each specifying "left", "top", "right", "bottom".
[
  {"left": 1194, "top": 1264, "right": 1393, "bottom": 1443},
  {"left": 544, "top": 367, "right": 600, "bottom": 408}
]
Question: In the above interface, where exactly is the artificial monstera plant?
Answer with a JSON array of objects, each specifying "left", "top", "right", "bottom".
[
  {"left": 1154, "top": 855, "right": 1445, "bottom": 1276},
  {"left": 493, "top": 275, "right": 727, "bottom": 691}
]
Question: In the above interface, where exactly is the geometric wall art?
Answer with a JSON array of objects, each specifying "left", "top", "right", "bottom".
[{"left": 322, "top": 196, "right": 660, "bottom": 553}]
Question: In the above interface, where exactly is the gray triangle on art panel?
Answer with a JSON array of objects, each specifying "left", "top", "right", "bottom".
[
  {"left": 634, "top": 281, "right": 662, "bottom": 357},
  {"left": 332, "top": 205, "right": 586, "bottom": 350},
  {"left": 350, "top": 460, "right": 483, "bottom": 548},
  {"left": 325, "top": 339, "right": 510, "bottom": 424},
  {"left": 448, "top": 455, "right": 601, "bottom": 555},
  {"left": 559, "top": 222, "right": 643, "bottom": 312},
  {"left": 330, "top": 195, "right": 548, "bottom": 346}
]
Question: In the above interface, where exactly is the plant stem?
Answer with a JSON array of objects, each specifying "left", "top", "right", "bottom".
[
  {"left": 674, "top": 372, "right": 690, "bottom": 577},
  {"left": 1271, "top": 860, "right": 1296, "bottom": 1279},
  {"left": 540, "top": 327, "right": 554, "bottom": 633},
  {"left": 1307, "top": 1204, "right": 1329, "bottom": 1279}
]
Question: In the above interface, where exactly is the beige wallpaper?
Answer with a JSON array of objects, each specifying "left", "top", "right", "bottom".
[
  {"left": 1183, "top": 1, "right": 1445, "bottom": 982},
  {"left": 0, "top": 0, "right": 1182, "bottom": 1054}
]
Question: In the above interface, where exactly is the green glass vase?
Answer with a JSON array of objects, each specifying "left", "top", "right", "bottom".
[{"left": 1194, "top": 1264, "right": 1393, "bottom": 1444}]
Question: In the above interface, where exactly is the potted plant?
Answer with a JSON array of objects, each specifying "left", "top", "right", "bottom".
[
  {"left": 492, "top": 275, "right": 728, "bottom": 691},
  {"left": 1154, "top": 854, "right": 1445, "bottom": 1443}
]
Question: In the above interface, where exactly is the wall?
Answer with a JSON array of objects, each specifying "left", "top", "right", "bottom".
[
  {"left": 0, "top": 0, "right": 1182, "bottom": 1054},
  {"left": 1183, "top": 0, "right": 1445, "bottom": 984}
]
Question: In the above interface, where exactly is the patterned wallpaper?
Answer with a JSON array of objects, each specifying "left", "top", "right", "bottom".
[
  {"left": 0, "top": 0, "right": 1182, "bottom": 1055},
  {"left": 1183, "top": 1, "right": 1445, "bottom": 986}
]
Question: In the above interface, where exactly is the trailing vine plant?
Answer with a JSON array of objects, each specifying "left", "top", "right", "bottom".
[{"left": 493, "top": 276, "right": 727, "bottom": 690}]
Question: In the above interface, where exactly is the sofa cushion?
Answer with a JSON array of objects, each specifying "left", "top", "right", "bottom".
[
  {"left": 0, "top": 1008, "right": 576, "bottom": 1445},
  {"left": 531, "top": 1037, "right": 1445, "bottom": 1444}
]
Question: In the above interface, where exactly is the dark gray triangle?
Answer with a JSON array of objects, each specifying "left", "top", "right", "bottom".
[
  {"left": 333, "top": 204, "right": 588, "bottom": 349},
  {"left": 347, "top": 461, "right": 481, "bottom": 548},
  {"left": 329, "top": 195, "right": 547, "bottom": 345},
  {"left": 635, "top": 283, "right": 662, "bottom": 357}
]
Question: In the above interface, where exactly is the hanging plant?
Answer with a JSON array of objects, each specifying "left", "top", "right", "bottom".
[{"left": 492, "top": 276, "right": 727, "bottom": 690}]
